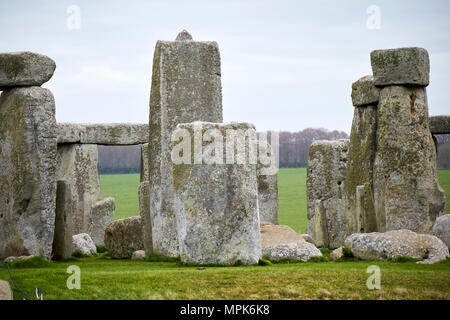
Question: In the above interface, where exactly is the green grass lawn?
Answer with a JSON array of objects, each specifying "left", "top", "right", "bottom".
[{"left": 100, "top": 168, "right": 450, "bottom": 233}]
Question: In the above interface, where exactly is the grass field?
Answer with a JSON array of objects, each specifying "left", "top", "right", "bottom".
[
  {"left": 1, "top": 169, "right": 449, "bottom": 300},
  {"left": 100, "top": 168, "right": 450, "bottom": 233}
]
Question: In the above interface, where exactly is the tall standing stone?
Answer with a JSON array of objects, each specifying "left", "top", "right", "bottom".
[
  {"left": 88, "top": 197, "right": 115, "bottom": 247},
  {"left": 147, "top": 31, "right": 223, "bottom": 257},
  {"left": 53, "top": 180, "right": 74, "bottom": 259},
  {"left": 345, "top": 75, "right": 379, "bottom": 233},
  {"left": 0, "top": 87, "right": 57, "bottom": 260},
  {"left": 56, "top": 144, "right": 102, "bottom": 235},
  {"left": 371, "top": 47, "right": 446, "bottom": 233},
  {"left": 257, "top": 140, "right": 278, "bottom": 224},
  {"left": 172, "top": 122, "right": 261, "bottom": 265}
]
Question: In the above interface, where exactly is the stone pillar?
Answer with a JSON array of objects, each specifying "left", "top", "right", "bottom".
[
  {"left": 305, "top": 139, "right": 350, "bottom": 248},
  {"left": 172, "top": 122, "right": 261, "bottom": 265},
  {"left": 88, "top": 197, "right": 115, "bottom": 247},
  {"left": 0, "top": 86, "right": 57, "bottom": 260},
  {"left": 344, "top": 75, "right": 379, "bottom": 233},
  {"left": 56, "top": 144, "right": 102, "bottom": 235},
  {"left": 371, "top": 47, "right": 446, "bottom": 233},
  {"left": 53, "top": 180, "right": 74, "bottom": 259},
  {"left": 139, "top": 143, "right": 152, "bottom": 254},
  {"left": 257, "top": 140, "right": 278, "bottom": 224},
  {"left": 148, "top": 30, "right": 223, "bottom": 257}
]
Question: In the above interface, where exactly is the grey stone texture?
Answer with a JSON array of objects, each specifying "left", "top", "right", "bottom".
[
  {"left": 131, "top": 250, "right": 146, "bottom": 260},
  {"left": 88, "top": 197, "right": 115, "bottom": 247},
  {"left": 306, "top": 139, "right": 352, "bottom": 248},
  {"left": 371, "top": 47, "right": 430, "bottom": 87},
  {"left": 148, "top": 32, "right": 223, "bottom": 257},
  {"left": 0, "top": 87, "right": 57, "bottom": 260},
  {"left": 351, "top": 75, "right": 379, "bottom": 107},
  {"left": 257, "top": 141, "right": 278, "bottom": 224},
  {"left": 104, "top": 216, "right": 144, "bottom": 259},
  {"left": 330, "top": 247, "right": 344, "bottom": 261},
  {"left": 72, "top": 233, "right": 97, "bottom": 256},
  {"left": 56, "top": 144, "right": 102, "bottom": 235},
  {"left": 373, "top": 86, "right": 446, "bottom": 233},
  {"left": 0, "top": 51, "right": 56, "bottom": 90},
  {"left": 429, "top": 115, "right": 450, "bottom": 134},
  {"left": 139, "top": 181, "right": 152, "bottom": 254},
  {"left": 53, "top": 180, "right": 74, "bottom": 259},
  {"left": 261, "top": 224, "right": 322, "bottom": 262},
  {"left": 173, "top": 122, "right": 261, "bottom": 265},
  {"left": 140, "top": 143, "right": 149, "bottom": 182},
  {"left": 432, "top": 215, "right": 450, "bottom": 248},
  {"left": 0, "top": 280, "right": 13, "bottom": 300},
  {"left": 57, "top": 123, "right": 149, "bottom": 145},
  {"left": 345, "top": 229, "right": 449, "bottom": 264}
]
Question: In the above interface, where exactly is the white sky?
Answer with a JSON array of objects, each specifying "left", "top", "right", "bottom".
[{"left": 1, "top": 0, "right": 449, "bottom": 134}]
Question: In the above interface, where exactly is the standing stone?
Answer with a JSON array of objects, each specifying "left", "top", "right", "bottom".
[
  {"left": 432, "top": 215, "right": 450, "bottom": 248},
  {"left": 0, "top": 52, "right": 56, "bottom": 90},
  {"left": 345, "top": 75, "right": 378, "bottom": 233},
  {"left": 56, "top": 144, "right": 102, "bottom": 235},
  {"left": 53, "top": 180, "right": 74, "bottom": 259},
  {"left": 257, "top": 140, "right": 278, "bottom": 224},
  {"left": 72, "top": 233, "right": 97, "bottom": 256},
  {"left": 139, "top": 181, "right": 152, "bottom": 254},
  {"left": 148, "top": 31, "right": 223, "bottom": 257},
  {"left": 88, "top": 197, "right": 115, "bottom": 247},
  {"left": 0, "top": 87, "right": 57, "bottom": 260},
  {"left": 104, "top": 216, "right": 143, "bottom": 259},
  {"left": 173, "top": 122, "right": 261, "bottom": 265},
  {"left": 372, "top": 85, "right": 446, "bottom": 233},
  {"left": 140, "top": 143, "right": 149, "bottom": 182},
  {"left": 306, "top": 139, "right": 351, "bottom": 248}
]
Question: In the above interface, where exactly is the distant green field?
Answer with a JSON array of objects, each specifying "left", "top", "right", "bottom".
[{"left": 100, "top": 169, "right": 450, "bottom": 233}]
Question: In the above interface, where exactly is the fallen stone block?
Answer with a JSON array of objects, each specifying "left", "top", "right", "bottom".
[
  {"left": 173, "top": 122, "right": 261, "bottom": 265},
  {"left": 88, "top": 197, "right": 115, "bottom": 247},
  {"left": 53, "top": 180, "right": 74, "bottom": 259},
  {"left": 0, "top": 87, "right": 57, "bottom": 260},
  {"left": 0, "top": 51, "right": 56, "bottom": 90},
  {"left": 148, "top": 31, "right": 223, "bottom": 257},
  {"left": 345, "top": 229, "right": 449, "bottom": 264},
  {"left": 261, "top": 224, "right": 322, "bottom": 262},
  {"left": 72, "top": 233, "right": 97, "bottom": 256},
  {"left": 371, "top": 47, "right": 430, "bottom": 87},
  {"left": 131, "top": 250, "right": 146, "bottom": 260},
  {"left": 432, "top": 215, "right": 450, "bottom": 248},
  {"left": 104, "top": 216, "right": 143, "bottom": 259}
]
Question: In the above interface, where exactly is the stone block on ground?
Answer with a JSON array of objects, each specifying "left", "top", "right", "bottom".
[
  {"left": 88, "top": 197, "right": 115, "bottom": 247},
  {"left": 371, "top": 47, "right": 430, "bottom": 87},
  {"left": 72, "top": 233, "right": 97, "bottom": 256},
  {"left": 52, "top": 180, "right": 74, "bottom": 259},
  {"left": 173, "top": 122, "right": 261, "bottom": 265},
  {"left": 132, "top": 250, "right": 146, "bottom": 260},
  {"left": 345, "top": 229, "right": 449, "bottom": 264},
  {"left": 104, "top": 216, "right": 143, "bottom": 259},
  {"left": 0, "top": 51, "right": 56, "bottom": 90},
  {"left": 0, "top": 87, "right": 57, "bottom": 260},
  {"left": 148, "top": 31, "right": 223, "bottom": 257},
  {"left": 330, "top": 247, "right": 344, "bottom": 261},
  {"left": 261, "top": 224, "right": 322, "bottom": 262}
]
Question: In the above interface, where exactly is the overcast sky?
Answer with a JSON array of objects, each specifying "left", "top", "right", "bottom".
[{"left": 1, "top": 0, "right": 449, "bottom": 133}]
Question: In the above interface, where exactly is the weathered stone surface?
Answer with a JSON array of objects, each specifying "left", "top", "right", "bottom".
[
  {"left": 56, "top": 123, "right": 149, "bottom": 145},
  {"left": 330, "top": 247, "right": 344, "bottom": 261},
  {"left": 176, "top": 29, "right": 193, "bottom": 41},
  {"left": 344, "top": 103, "right": 378, "bottom": 234},
  {"left": 52, "top": 180, "right": 74, "bottom": 259},
  {"left": 56, "top": 144, "right": 102, "bottom": 235},
  {"left": 173, "top": 122, "right": 261, "bottom": 265},
  {"left": 429, "top": 115, "right": 450, "bottom": 134},
  {"left": 432, "top": 215, "right": 450, "bottom": 248},
  {"left": 4, "top": 255, "right": 38, "bottom": 263},
  {"left": 148, "top": 33, "right": 223, "bottom": 257},
  {"left": 300, "top": 234, "right": 315, "bottom": 245},
  {"left": 351, "top": 75, "right": 379, "bottom": 107},
  {"left": 139, "top": 181, "right": 152, "bottom": 254},
  {"left": 345, "top": 230, "right": 449, "bottom": 264},
  {"left": 257, "top": 141, "right": 278, "bottom": 224},
  {"left": 373, "top": 86, "right": 446, "bottom": 233},
  {"left": 0, "top": 87, "right": 57, "bottom": 260},
  {"left": 72, "top": 233, "right": 97, "bottom": 256},
  {"left": 88, "top": 197, "right": 115, "bottom": 247},
  {"left": 306, "top": 139, "right": 351, "bottom": 248},
  {"left": 371, "top": 47, "right": 430, "bottom": 87},
  {"left": 0, "top": 52, "right": 56, "bottom": 90},
  {"left": 131, "top": 250, "right": 146, "bottom": 260},
  {"left": 0, "top": 280, "right": 13, "bottom": 300},
  {"left": 261, "top": 224, "right": 322, "bottom": 261},
  {"left": 140, "top": 143, "right": 149, "bottom": 182},
  {"left": 104, "top": 216, "right": 143, "bottom": 259}
]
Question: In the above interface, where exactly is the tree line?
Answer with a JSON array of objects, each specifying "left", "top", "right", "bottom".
[{"left": 98, "top": 130, "right": 450, "bottom": 174}]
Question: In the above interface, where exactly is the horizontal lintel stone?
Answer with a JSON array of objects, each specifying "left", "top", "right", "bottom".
[{"left": 429, "top": 115, "right": 450, "bottom": 134}]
